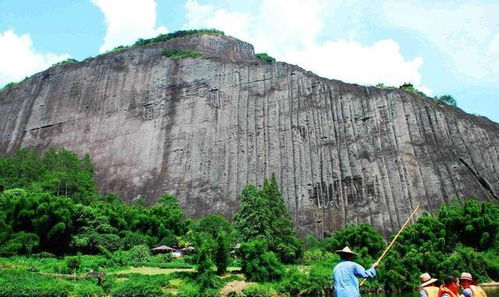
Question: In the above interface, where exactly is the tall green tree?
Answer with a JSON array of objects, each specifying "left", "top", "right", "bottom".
[{"left": 234, "top": 174, "right": 302, "bottom": 263}]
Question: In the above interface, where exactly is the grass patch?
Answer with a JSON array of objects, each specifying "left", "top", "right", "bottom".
[
  {"left": 161, "top": 48, "right": 202, "bottom": 60},
  {"left": 111, "top": 266, "right": 195, "bottom": 275}
]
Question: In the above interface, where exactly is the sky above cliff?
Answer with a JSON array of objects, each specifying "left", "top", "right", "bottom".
[{"left": 0, "top": 0, "right": 498, "bottom": 122}]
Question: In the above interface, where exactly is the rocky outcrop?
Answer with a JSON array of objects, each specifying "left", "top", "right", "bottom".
[{"left": 0, "top": 34, "right": 498, "bottom": 237}]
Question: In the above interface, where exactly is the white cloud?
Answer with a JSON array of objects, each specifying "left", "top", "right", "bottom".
[
  {"left": 91, "top": 0, "right": 167, "bottom": 53},
  {"left": 284, "top": 39, "right": 424, "bottom": 88},
  {"left": 383, "top": 1, "right": 499, "bottom": 85},
  {"left": 183, "top": 0, "right": 426, "bottom": 90},
  {"left": 0, "top": 30, "right": 69, "bottom": 87}
]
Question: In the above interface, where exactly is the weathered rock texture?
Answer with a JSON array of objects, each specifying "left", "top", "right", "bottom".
[{"left": 1, "top": 34, "right": 498, "bottom": 237}]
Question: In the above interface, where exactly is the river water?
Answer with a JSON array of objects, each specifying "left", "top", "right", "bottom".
[{"left": 366, "top": 287, "right": 499, "bottom": 297}]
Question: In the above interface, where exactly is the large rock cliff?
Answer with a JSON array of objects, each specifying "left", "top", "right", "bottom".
[{"left": 0, "top": 34, "right": 498, "bottom": 237}]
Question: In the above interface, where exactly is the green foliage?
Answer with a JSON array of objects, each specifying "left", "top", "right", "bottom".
[
  {"left": 399, "top": 83, "right": 426, "bottom": 96},
  {"left": 110, "top": 277, "right": 164, "bottom": 297},
  {"left": 321, "top": 224, "right": 385, "bottom": 260},
  {"left": 128, "top": 245, "right": 151, "bottom": 262},
  {"left": 161, "top": 48, "right": 202, "bottom": 60},
  {"left": 134, "top": 29, "right": 224, "bottom": 46},
  {"left": 52, "top": 58, "right": 79, "bottom": 67},
  {"left": 233, "top": 173, "right": 302, "bottom": 263},
  {"left": 191, "top": 214, "right": 233, "bottom": 275},
  {"left": 378, "top": 199, "right": 498, "bottom": 291},
  {"left": 71, "top": 280, "right": 104, "bottom": 297},
  {"left": 1, "top": 82, "right": 17, "bottom": 91},
  {"left": 0, "top": 148, "right": 189, "bottom": 256},
  {"left": 65, "top": 255, "right": 81, "bottom": 274},
  {"left": 255, "top": 53, "right": 276, "bottom": 63},
  {"left": 0, "top": 269, "right": 72, "bottom": 297},
  {"left": 104, "top": 45, "right": 130, "bottom": 55},
  {"left": 434, "top": 94, "right": 457, "bottom": 107},
  {"left": 238, "top": 240, "right": 283, "bottom": 282},
  {"left": 242, "top": 283, "right": 276, "bottom": 297},
  {"left": 194, "top": 242, "right": 220, "bottom": 291}
]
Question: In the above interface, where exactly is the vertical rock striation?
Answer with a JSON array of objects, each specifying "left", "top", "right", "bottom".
[{"left": 0, "top": 34, "right": 497, "bottom": 236}]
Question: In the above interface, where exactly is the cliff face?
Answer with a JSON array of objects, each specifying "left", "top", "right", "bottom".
[{"left": 0, "top": 34, "right": 498, "bottom": 236}]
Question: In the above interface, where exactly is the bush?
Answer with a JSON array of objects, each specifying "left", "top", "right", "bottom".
[
  {"left": 161, "top": 48, "right": 202, "bottom": 60},
  {"left": 1, "top": 82, "right": 17, "bottom": 91},
  {"left": 242, "top": 283, "right": 276, "bottom": 297},
  {"left": 399, "top": 83, "right": 426, "bottom": 96},
  {"left": 434, "top": 94, "right": 457, "bottom": 107},
  {"left": 238, "top": 240, "right": 283, "bottom": 282},
  {"left": 128, "top": 245, "right": 150, "bottom": 262},
  {"left": 277, "top": 267, "right": 308, "bottom": 296},
  {"left": 104, "top": 45, "right": 129, "bottom": 55},
  {"left": 52, "top": 58, "right": 78, "bottom": 67},
  {"left": 65, "top": 255, "right": 81, "bottom": 274},
  {"left": 134, "top": 29, "right": 224, "bottom": 46},
  {"left": 255, "top": 53, "right": 275, "bottom": 63}
]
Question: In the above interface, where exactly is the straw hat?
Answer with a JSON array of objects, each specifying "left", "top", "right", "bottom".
[
  {"left": 335, "top": 246, "right": 357, "bottom": 255},
  {"left": 459, "top": 272, "right": 473, "bottom": 281},
  {"left": 420, "top": 273, "right": 438, "bottom": 287}
]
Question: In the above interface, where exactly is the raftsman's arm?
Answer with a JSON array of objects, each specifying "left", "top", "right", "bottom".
[{"left": 353, "top": 263, "right": 376, "bottom": 278}]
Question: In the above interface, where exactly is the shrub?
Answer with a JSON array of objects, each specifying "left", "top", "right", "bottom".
[
  {"left": 434, "top": 94, "right": 457, "bottom": 107},
  {"left": 255, "top": 53, "right": 276, "bottom": 63},
  {"left": 277, "top": 267, "right": 308, "bottom": 296},
  {"left": 238, "top": 240, "right": 283, "bottom": 282},
  {"left": 242, "top": 283, "right": 276, "bottom": 297},
  {"left": 1, "top": 82, "right": 17, "bottom": 91},
  {"left": 52, "top": 58, "right": 78, "bottom": 67},
  {"left": 399, "top": 83, "right": 426, "bottom": 96},
  {"left": 134, "top": 29, "right": 224, "bottom": 46},
  {"left": 65, "top": 255, "right": 81, "bottom": 274},
  {"left": 104, "top": 45, "right": 129, "bottom": 55},
  {"left": 161, "top": 48, "right": 202, "bottom": 60},
  {"left": 128, "top": 245, "right": 150, "bottom": 262}
]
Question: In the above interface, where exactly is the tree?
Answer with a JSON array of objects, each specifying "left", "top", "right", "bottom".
[
  {"left": 233, "top": 174, "right": 302, "bottom": 263},
  {"left": 191, "top": 214, "right": 233, "bottom": 275},
  {"left": 434, "top": 94, "right": 457, "bottom": 107}
]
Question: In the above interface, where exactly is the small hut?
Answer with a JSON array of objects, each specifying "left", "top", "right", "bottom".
[{"left": 151, "top": 245, "right": 174, "bottom": 254}]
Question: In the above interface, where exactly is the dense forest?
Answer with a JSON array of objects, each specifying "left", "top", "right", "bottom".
[{"left": 0, "top": 148, "right": 497, "bottom": 297}]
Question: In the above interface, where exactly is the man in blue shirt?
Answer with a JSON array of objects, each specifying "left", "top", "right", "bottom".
[{"left": 332, "top": 246, "right": 378, "bottom": 297}]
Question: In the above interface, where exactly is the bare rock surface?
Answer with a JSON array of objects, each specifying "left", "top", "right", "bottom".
[{"left": 1, "top": 34, "right": 498, "bottom": 237}]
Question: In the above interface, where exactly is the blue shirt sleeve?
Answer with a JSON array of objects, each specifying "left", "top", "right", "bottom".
[
  {"left": 420, "top": 289, "right": 428, "bottom": 297},
  {"left": 352, "top": 263, "right": 376, "bottom": 278},
  {"left": 463, "top": 288, "right": 473, "bottom": 297}
]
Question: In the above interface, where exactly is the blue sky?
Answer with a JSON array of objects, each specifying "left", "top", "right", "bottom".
[{"left": 0, "top": 0, "right": 498, "bottom": 122}]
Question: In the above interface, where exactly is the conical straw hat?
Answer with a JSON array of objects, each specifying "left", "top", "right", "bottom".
[
  {"left": 335, "top": 246, "right": 356, "bottom": 255},
  {"left": 420, "top": 273, "right": 438, "bottom": 287}
]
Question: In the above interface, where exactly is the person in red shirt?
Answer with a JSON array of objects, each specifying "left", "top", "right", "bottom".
[{"left": 438, "top": 275, "right": 460, "bottom": 297}]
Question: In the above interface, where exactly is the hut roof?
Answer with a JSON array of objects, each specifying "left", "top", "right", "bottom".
[{"left": 151, "top": 245, "right": 174, "bottom": 252}]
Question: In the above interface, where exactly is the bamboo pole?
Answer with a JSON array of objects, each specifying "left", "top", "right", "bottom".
[{"left": 360, "top": 204, "right": 420, "bottom": 286}]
